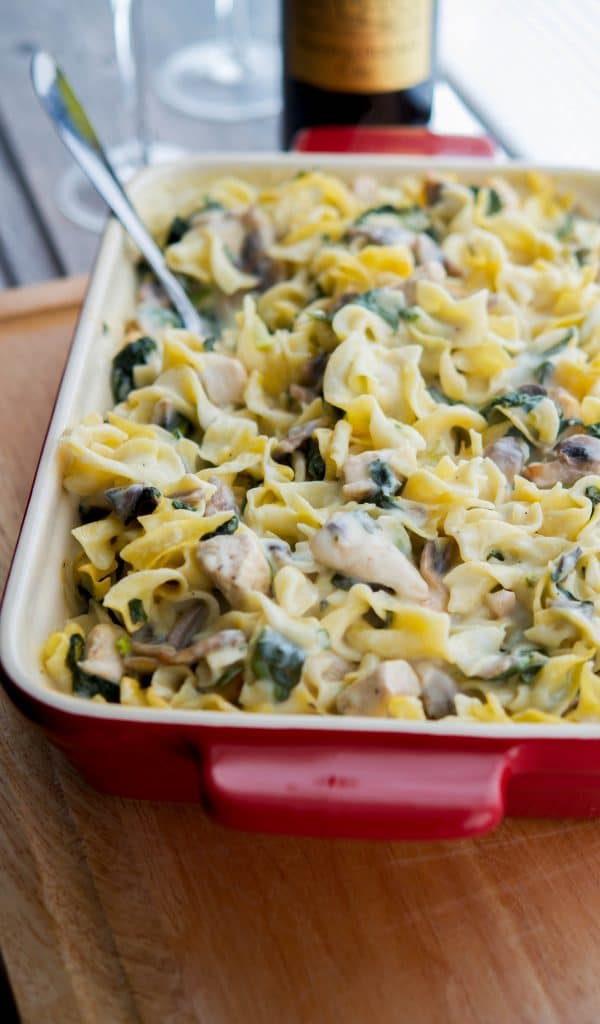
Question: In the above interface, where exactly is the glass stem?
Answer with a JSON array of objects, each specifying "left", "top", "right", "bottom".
[
  {"left": 215, "top": 0, "right": 249, "bottom": 72},
  {"left": 110, "top": 0, "right": 149, "bottom": 170}
]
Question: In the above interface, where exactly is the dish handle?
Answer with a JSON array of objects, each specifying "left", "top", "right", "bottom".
[{"left": 200, "top": 739, "right": 519, "bottom": 840}]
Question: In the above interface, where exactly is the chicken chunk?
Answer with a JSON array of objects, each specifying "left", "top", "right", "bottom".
[
  {"left": 484, "top": 435, "right": 529, "bottom": 483},
  {"left": 310, "top": 512, "right": 429, "bottom": 601},
  {"left": 198, "top": 531, "right": 271, "bottom": 607},
  {"left": 525, "top": 434, "right": 600, "bottom": 488},
  {"left": 205, "top": 477, "right": 237, "bottom": 517},
  {"left": 337, "top": 660, "right": 421, "bottom": 716},
  {"left": 200, "top": 354, "right": 247, "bottom": 407},
  {"left": 79, "top": 624, "right": 124, "bottom": 683}
]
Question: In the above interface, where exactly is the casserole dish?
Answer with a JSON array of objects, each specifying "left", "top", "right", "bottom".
[{"left": 4, "top": 152, "right": 600, "bottom": 840}]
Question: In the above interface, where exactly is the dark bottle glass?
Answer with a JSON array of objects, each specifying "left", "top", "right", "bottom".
[{"left": 282, "top": 0, "right": 437, "bottom": 148}]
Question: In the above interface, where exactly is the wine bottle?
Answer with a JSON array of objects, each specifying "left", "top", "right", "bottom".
[{"left": 282, "top": 0, "right": 437, "bottom": 148}]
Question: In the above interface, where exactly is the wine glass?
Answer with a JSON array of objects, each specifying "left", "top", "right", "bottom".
[
  {"left": 57, "top": 0, "right": 184, "bottom": 233},
  {"left": 155, "top": 0, "right": 281, "bottom": 121}
]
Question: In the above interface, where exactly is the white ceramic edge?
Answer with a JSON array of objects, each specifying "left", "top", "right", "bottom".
[{"left": 3, "top": 150, "right": 600, "bottom": 741}]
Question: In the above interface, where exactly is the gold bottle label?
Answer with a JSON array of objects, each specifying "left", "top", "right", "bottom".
[{"left": 287, "top": 0, "right": 433, "bottom": 94}]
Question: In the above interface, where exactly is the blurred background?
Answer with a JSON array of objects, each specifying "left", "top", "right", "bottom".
[{"left": 0, "top": 0, "right": 598, "bottom": 286}]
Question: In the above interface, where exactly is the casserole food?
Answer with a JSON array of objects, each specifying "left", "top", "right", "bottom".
[{"left": 4, "top": 153, "right": 600, "bottom": 839}]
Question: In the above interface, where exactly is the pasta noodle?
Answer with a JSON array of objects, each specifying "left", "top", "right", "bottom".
[{"left": 41, "top": 168, "right": 600, "bottom": 723}]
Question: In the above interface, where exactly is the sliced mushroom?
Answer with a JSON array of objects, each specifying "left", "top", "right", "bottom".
[
  {"left": 78, "top": 624, "right": 124, "bottom": 683},
  {"left": 419, "top": 539, "right": 457, "bottom": 611},
  {"left": 310, "top": 512, "right": 429, "bottom": 601},
  {"left": 414, "top": 662, "right": 457, "bottom": 719},
  {"left": 525, "top": 434, "right": 600, "bottom": 488},
  {"left": 289, "top": 353, "right": 329, "bottom": 404},
  {"left": 167, "top": 601, "right": 210, "bottom": 649},
  {"left": 484, "top": 435, "right": 529, "bottom": 483},
  {"left": 486, "top": 589, "right": 518, "bottom": 619},
  {"left": 273, "top": 418, "right": 326, "bottom": 458},
  {"left": 337, "top": 660, "right": 421, "bottom": 716},
  {"left": 105, "top": 483, "right": 161, "bottom": 524},
  {"left": 198, "top": 531, "right": 271, "bottom": 606},
  {"left": 240, "top": 207, "right": 283, "bottom": 288},
  {"left": 200, "top": 353, "right": 248, "bottom": 407},
  {"left": 129, "top": 628, "right": 247, "bottom": 668}
]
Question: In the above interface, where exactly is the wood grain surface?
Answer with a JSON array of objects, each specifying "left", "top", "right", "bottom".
[{"left": 2, "top": 281, "right": 600, "bottom": 1024}]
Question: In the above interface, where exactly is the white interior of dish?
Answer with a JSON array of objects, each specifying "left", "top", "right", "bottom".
[{"left": 4, "top": 153, "right": 600, "bottom": 737}]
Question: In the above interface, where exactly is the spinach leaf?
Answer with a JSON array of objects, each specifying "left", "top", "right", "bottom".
[
  {"left": 304, "top": 438, "right": 325, "bottom": 480},
  {"left": 585, "top": 485, "right": 600, "bottom": 508},
  {"left": 469, "top": 185, "right": 503, "bottom": 216},
  {"left": 585, "top": 422, "right": 600, "bottom": 438},
  {"left": 481, "top": 388, "right": 547, "bottom": 420},
  {"left": 160, "top": 409, "right": 194, "bottom": 438},
  {"left": 354, "top": 204, "right": 432, "bottom": 233},
  {"left": 171, "top": 499, "right": 197, "bottom": 511},
  {"left": 128, "top": 598, "right": 148, "bottom": 625},
  {"left": 214, "top": 662, "right": 245, "bottom": 689},
  {"left": 111, "top": 336, "right": 158, "bottom": 403},
  {"left": 353, "top": 288, "right": 414, "bottom": 329},
  {"left": 251, "top": 627, "right": 305, "bottom": 701},
  {"left": 78, "top": 502, "right": 110, "bottom": 525},
  {"left": 551, "top": 548, "right": 581, "bottom": 584},
  {"left": 66, "top": 634, "right": 121, "bottom": 703},
  {"left": 203, "top": 336, "right": 218, "bottom": 351},
  {"left": 492, "top": 649, "right": 548, "bottom": 683},
  {"left": 369, "top": 457, "right": 399, "bottom": 507},
  {"left": 166, "top": 215, "right": 190, "bottom": 245},
  {"left": 203, "top": 514, "right": 239, "bottom": 541}
]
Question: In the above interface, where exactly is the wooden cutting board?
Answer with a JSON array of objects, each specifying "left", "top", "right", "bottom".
[{"left": 2, "top": 278, "right": 600, "bottom": 1024}]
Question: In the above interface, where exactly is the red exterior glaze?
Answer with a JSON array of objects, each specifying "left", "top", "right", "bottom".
[
  {"left": 5, "top": 667, "right": 600, "bottom": 839},
  {"left": 292, "top": 126, "right": 498, "bottom": 157}
]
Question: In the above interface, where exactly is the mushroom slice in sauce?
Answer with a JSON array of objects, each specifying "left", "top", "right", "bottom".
[
  {"left": 337, "top": 660, "right": 421, "bottom": 716},
  {"left": 105, "top": 483, "right": 161, "bottom": 524},
  {"left": 413, "top": 662, "right": 457, "bottom": 719},
  {"left": 128, "top": 628, "right": 247, "bottom": 668},
  {"left": 525, "top": 434, "right": 600, "bottom": 488},
  {"left": 310, "top": 512, "right": 429, "bottom": 601},
  {"left": 419, "top": 538, "right": 457, "bottom": 611},
  {"left": 273, "top": 418, "right": 326, "bottom": 458},
  {"left": 484, "top": 436, "right": 529, "bottom": 483}
]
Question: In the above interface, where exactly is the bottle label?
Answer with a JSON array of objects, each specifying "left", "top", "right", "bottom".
[{"left": 287, "top": 0, "right": 433, "bottom": 94}]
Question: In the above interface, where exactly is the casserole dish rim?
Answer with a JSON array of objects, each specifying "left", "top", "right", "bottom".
[{"left": 3, "top": 150, "right": 600, "bottom": 740}]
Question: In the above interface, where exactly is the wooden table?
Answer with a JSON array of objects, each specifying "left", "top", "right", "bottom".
[{"left": 3, "top": 6, "right": 600, "bottom": 1022}]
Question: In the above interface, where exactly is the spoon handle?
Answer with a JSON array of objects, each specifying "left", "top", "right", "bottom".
[{"left": 30, "top": 50, "right": 205, "bottom": 336}]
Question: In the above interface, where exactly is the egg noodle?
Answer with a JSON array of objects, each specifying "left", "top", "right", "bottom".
[{"left": 42, "top": 168, "right": 600, "bottom": 723}]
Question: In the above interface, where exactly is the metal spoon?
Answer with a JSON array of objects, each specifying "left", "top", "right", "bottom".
[{"left": 30, "top": 49, "right": 207, "bottom": 336}]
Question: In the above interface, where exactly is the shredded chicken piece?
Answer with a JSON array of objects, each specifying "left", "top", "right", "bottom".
[
  {"left": 79, "top": 624, "right": 124, "bottom": 683},
  {"left": 486, "top": 589, "right": 518, "bottom": 619},
  {"left": 413, "top": 662, "right": 457, "bottom": 719},
  {"left": 310, "top": 512, "right": 429, "bottom": 601},
  {"left": 337, "top": 660, "right": 421, "bottom": 716},
  {"left": 205, "top": 477, "right": 237, "bottom": 516},
  {"left": 484, "top": 435, "right": 529, "bottom": 483},
  {"left": 198, "top": 531, "right": 271, "bottom": 606},
  {"left": 525, "top": 434, "right": 600, "bottom": 488},
  {"left": 200, "top": 353, "right": 247, "bottom": 407}
]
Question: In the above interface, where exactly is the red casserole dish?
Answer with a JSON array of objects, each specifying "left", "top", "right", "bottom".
[{"left": 3, "top": 144, "right": 600, "bottom": 841}]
